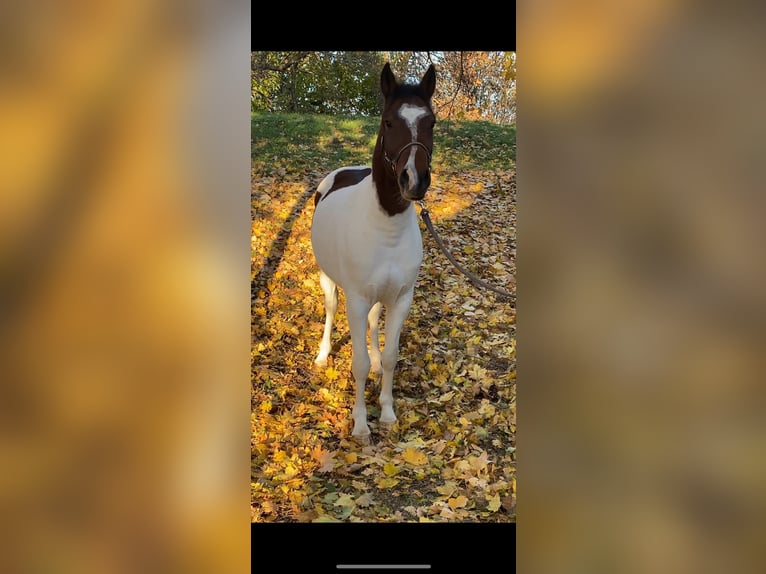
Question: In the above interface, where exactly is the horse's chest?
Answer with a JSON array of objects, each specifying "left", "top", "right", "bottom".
[
  {"left": 312, "top": 197, "right": 422, "bottom": 300},
  {"left": 345, "top": 226, "right": 422, "bottom": 288}
]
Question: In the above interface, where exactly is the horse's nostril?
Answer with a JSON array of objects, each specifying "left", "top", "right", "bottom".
[{"left": 399, "top": 171, "right": 410, "bottom": 189}]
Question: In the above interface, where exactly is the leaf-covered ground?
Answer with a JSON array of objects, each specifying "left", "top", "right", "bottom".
[{"left": 252, "top": 114, "right": 516, "bottom": 523}]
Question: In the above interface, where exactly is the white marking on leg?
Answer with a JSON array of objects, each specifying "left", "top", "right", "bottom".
[
  {"left": 347, "top": 296, "right": 373, "bottom": 439},
  {"left": 368, "top": 302, "right": 383, "bottom": 376},
  {"left": 314, "top": 270, "right": 337, "bottom": 367},
  {"left": 379, "top": 289, "right": 415, "bottom": 425}
]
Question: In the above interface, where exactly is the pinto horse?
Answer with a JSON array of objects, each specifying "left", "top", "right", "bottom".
[{"left": 311, "top": 62, "right": 436, "bottom": 440}]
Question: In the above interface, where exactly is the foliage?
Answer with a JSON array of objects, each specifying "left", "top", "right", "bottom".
[
  {"left": 251, "top": 113, "right": 516, "bottom": 522},
  {"left": 385, "top": 51, "right": 516, "bottom": 124},
  {"left": 252, "top": 51, "right": 516, "bottom": 124},
  {"left": 251, "top": 52, "right": 385, "bottom": 115}
]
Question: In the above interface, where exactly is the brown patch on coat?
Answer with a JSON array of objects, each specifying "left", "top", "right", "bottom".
[{"left": 319, "top": 167, "right": 371, "bottom": 203}]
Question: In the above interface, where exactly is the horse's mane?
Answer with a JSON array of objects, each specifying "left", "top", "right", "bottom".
[{"left": 389, "top": 83, "right": 431, "bottom": 102}]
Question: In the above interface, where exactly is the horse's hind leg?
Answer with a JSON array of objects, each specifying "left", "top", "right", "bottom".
[
  {"left": 314, "top": 270, "right": 337, "bottom": 367},
  {"left": 367, "top": 302, "right": 383, "bottom": 376}
]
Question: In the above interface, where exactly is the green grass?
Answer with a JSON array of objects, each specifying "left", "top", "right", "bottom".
[{"left": 251, "top": 112, "right": 515, "bottom": 178}]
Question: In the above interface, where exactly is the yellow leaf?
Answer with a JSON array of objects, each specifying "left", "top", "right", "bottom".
[
  {"left": 325, "top": 366, "right": 339, "bottom": 381},
  {"left": 311, "top": 448, "right": 337, "bottom": 473},
  {"left": 377, "top": 477, "right": 400, "bottom": 489},
  {"left": 345, "top": 452, "right": 358, "bottom": 464},
  {"left": 284, "top": 463, "right": 299, "bottom": 479},
  {"left": 334, "top": 494, "right": 355, "bottom": 507},
  {"left": 383, "top": 462, "right": 401, "bottom": 476},
  {"left": 448, "top": 495, "right": 468, "bottom": 509},
  {"left": 487, "top": 493, "right": 501, "bottom": 512},
  {"left": 402, "top": 447, "right": 428, "bottom": 466},
  {"left": 436, "top": 482, "right": 457, "bottom": 497},
  {"left": 469, "top": 451, "right": 490, "bottom": 472}
]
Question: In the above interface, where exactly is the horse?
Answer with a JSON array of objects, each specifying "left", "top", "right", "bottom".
[{"left": 310, "top": 62, "right": 437, "bottom": 440}]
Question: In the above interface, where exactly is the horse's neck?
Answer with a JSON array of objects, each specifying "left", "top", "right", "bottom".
[{"left": 372, "top": 148, "right": 410, "bottom": 217}]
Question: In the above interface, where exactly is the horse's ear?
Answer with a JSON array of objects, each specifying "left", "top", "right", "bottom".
[
  {"left": 420, "top": 64, "right": 436, "bottom": 100},
  {"left": 381, "top": 63, "right": 397, "bottom": 98}
]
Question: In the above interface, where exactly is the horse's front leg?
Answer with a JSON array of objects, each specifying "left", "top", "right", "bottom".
[
  {"left": 346, "top": 295, "right": 373, "bottom": 440},
  {"left": 379, "top": 288, "right": 414, "bottom": 426}
]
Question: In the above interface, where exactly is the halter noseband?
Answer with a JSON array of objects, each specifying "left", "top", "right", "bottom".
[{"left": 381, "top": 137, "right": 433, "bottom": 174}]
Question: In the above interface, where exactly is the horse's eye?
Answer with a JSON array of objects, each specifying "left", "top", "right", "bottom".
[{"left": 384, "top": 120, "right": 392, "bottom": 128}]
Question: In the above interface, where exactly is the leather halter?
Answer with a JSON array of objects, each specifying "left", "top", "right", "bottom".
[{"left": 381, "top": 137, "right": 433, "bottom": 174}]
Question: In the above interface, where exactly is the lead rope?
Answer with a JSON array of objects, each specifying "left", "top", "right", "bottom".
[{"left": 417, "top": 201, "right": 516, "bottom": 304}]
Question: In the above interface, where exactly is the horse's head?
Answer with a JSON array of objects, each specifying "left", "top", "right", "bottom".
[{"left": 379, "top": 63, "right": 436, "bottom": 201}]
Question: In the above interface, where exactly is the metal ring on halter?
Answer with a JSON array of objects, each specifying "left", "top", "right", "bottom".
[{"left": 381, "top": 138, "right": 433, "bottom": 173}]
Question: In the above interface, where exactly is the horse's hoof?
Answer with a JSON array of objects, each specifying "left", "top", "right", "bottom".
[
  {"left": 351, "top": 431, "right": 372, "bottom": 445},
  {"left": 380, "top": 406, "right": 397, "bottom": 425},
  {"left": 378, "top": 420, "right": 398, "bottom": 439},
  {"left": 314, "top": 356, "right": 328, "bottom": 368},
  {"left": 351, "top": 419, "right": 372, "bottom": 444}
]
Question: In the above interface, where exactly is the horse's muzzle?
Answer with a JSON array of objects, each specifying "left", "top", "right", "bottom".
[{"left": 401, "top": 169, "right": 431, "bottom": 201}]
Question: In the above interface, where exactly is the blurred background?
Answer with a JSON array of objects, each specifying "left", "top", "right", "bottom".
[
  {"left": 0, "top": 1, "right": 250, "bottom": 573},
  {"left": 3, "top": 0, "right": 766, "bottom": 570},
  {"left": 519, "top": 0, "right": 766, "bottom": 572}
]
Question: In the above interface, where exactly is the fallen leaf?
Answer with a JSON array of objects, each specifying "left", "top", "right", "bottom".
[
  {"left": 436, "top": 482, "right": 458, "bottom": 497},
  {"left": 312, "top": 514, "right": 342, "bottom": 523},
  {"left": 487, "top": 493, "right": 501, "bottom": 512},
  {"left": 325, "top": 366, "right": 339, "bottom": 381},
  {"left": 315, "top": 450, "right": 337, "bottom": 473},
  {"left": 402, "top": 447, "right": 428, "bottom": 466},
  {"left": 356, "top": 493, "right": 374, "bottom": 507},
  {"left": 334, "top": 494, "right": 355, "bottom": 507},
  {"left": 376, "top": 477, "right": 400, "bottom": 489}
]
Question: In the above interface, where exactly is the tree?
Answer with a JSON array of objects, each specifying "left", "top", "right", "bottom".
[
  {"left": 252, "top": 52, "right": 385, "bottom": 115},
  {"left": 383, "top": 51, "right": 516, "bottom": 124},
  {"left": 252, "top": 51, "right": 516, "bottom": 124}
]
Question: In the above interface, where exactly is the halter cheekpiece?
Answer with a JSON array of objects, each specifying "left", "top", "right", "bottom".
[{"left": 381, "top": 137, "right": 433, "bottom": 174}]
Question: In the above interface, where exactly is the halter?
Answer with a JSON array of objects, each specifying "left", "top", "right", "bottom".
[{"left": 381, "top": 137, "right": 433, "bottom": 174}]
